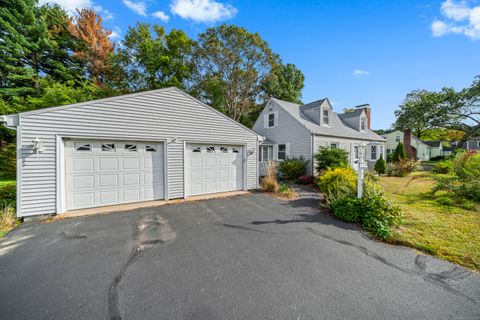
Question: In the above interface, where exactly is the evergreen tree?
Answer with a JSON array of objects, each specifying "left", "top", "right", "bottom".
[
  {"left": 392, "top": 142, "right": 407, "bottom": 162},
  {"left": 374, "top": 155, "right": 387, "bottom": 174}
]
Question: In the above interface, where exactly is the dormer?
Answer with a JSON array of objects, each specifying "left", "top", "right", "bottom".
[
  {"left": 338, "top": 104, "right": 371, "bottom": 133},
  {"left": 300, "top": 99, "right": 331, "bottom": 127}
]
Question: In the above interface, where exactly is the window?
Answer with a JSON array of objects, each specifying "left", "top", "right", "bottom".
[
  {"left": 192, "top": 147, "right": 201, "bottom": 153},
  {"left": 387, "top": 149, "right": 392, "bottom": 154},
  {"left": 395, "top": 135, "right": 400, "bottom": 142},
  {"left": 322, "top": 109, "right": 329, "bottom": 126},
  {"left": 125, "top": 144, "right": 137, "bottom": 152},
  {"left": 101, "top": 143, "right": 115, "bottom": 152},
  {"left": 371, "top": 145, "right": 377, "bottom": 160},
  {"left": 330, "top": 143, "right": 338, "bottom": 148},
  {"left": 268, "top": 113, "right": 275, "bottom": 128},
  {"left": 75, "top": 143, "right": 91, "bottom": 152},
  {"left": 360, "top": 118, "right": 366, "bottom": 131},
  {"left": 206, "top": 146, "right": 215, "bottom": 153},
  {"left": 232, "top": 148, "right": 240, "bottom": 153},
  {"left": 354, "top": 146, "right": 359, "bottom": 159},
  {"left": 379, "top": 145, "right": 384, "bottom": 158},
  {"left": 259, "top": 146, "right": 273, "bottom": 162},
  {"left": 220, "top": 147, "right": 228, "bottom": 153},
  {"left": 477, "top": 141, "right": 480, "bottom": 147},
  {"left": 145, "top": 145, "right": 156, "bottom": 152},
  {"left": 278, "top": 144, "right": 286, "bottom": 160}
]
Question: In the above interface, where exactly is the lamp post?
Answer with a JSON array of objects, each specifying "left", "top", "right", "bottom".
[{"left": 357, "top": 142, "right": 367, "bottom": 198}]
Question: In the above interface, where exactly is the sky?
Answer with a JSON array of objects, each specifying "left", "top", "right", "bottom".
[{"left": 40, "top": 0, "right": 480, "bottom": 129}]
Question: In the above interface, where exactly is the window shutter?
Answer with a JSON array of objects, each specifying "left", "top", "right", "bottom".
[
  {"left": 273, "top": 144, "right": 278, "bottom": 161},
  {"left": 286, "top": 143, "right": 291, "bottom": 158},
  {"left": 366, "top": 145, "right": 371, "bottom": 161},
  {"left": 274, "top": 111, "right": 279, "bottom": 127},
  {"left": 263, "top": 114, "right": 268, "bottom": 128}
]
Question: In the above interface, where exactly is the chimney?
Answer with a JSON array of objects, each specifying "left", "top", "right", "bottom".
[
  {"left": 355, "top": 104, "right": 371, "bottom": 129},
  {"left": 403, "top": 129, "right": 414, "bottom": 159}
]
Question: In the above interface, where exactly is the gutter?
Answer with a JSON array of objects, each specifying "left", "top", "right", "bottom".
[{"left": 1, "top": 114, "right": 19, "bottom": 131}]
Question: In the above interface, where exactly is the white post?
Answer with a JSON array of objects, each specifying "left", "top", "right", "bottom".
[{"left": 357, "top": 142, "right": 366, "bottom": 199}]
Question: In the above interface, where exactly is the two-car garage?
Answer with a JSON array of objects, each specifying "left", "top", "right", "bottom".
[{"left": 5, "top": 87, "right": 259, "bottom": 217}]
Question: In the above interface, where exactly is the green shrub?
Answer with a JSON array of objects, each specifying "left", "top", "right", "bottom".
[
  {"left": 0, "top": 143, "right": 16, "bottom": 179},
  {"left": 392, "top": 142, "right": 407, "bottom": 162},
  {"left": 278, "top": 156, "right": 309, "bottom": 180},
  {"left": 314, "top": 146, "right": 348, "bottom": 172},
  {"left": 0, "top": 183, "right": 16, "bottom": 208},
  {"left": 331, "top": 196, "right": 362, "bottom": 222},
  {"left": 316, "top": 167, "right": 357, "bottom": 206},
  {"left": 374, "top": 155, "right": 386, "bottom": 174},
  {"left": 386, "top": 159, "right": 421, "bottom": 177},
  {"left": 432, "top": 160, "right": 452, "bottom": 174},
  {"left": 436, "top": 195, "right": 453, "bottom": 206}
]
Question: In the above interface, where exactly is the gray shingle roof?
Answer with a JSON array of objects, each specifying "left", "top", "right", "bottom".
[
  {"left": 423, "top": 140, "right": 442, "bottom": 147},
  {"left": 270, "top": 98, "right": 385, "bottom": 141}
]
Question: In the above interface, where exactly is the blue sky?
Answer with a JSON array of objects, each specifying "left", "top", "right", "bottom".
[{"left": 42, "top": 0, "right": 480, "bottom": 129}]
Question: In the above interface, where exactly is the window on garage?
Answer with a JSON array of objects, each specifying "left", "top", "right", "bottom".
[
  {"left": 101, "top": 143, "right": 115, "bottom": 152},
  {"left": 125, "top": 144, "right": 137, "bottom": 152},
  {"left": 75, "top": 143, "right": 91, "bottom": 152}
]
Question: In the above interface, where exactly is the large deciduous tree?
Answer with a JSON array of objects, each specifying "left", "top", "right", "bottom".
[
  {"left": 262, "top": 63, "right": 304, "bottom": 103},
  {"left": 193, "top": 24, "right": 277, "bottom": 123},
  {"left": 68, "top": 8, "right": 114, "bottom": 86},
  {"left": 110, "top": 23, "right": 194, "bottom": 92}
]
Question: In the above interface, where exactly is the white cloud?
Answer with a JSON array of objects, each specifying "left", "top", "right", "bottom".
[
  {"left": 152, "top": 10, "right": 170, "bottom": 22},
  {"left": 93, "top": 5, "right": 114, "bottom": 20},
  {"left": 109, "top": 27, "right": 122, "bottom": 40},
  {"left": 431, "top": 0, "right": 480, "bottom": 40},
  {"left": 170, "top": 0, "right": 238, "bottom": 23},
  {"left": 122, "top": 0, "right": 147, "bottom": 16},
  {"left": 39, "top": 0, "right": 92, "bottom": 12},
  {"left": 353, "top": 69, "right": 370, "bottom": 78}
]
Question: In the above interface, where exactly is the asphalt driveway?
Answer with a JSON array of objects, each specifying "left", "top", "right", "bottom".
[{"left": 1, "top": 189, "right": 479, "bottom": 320}]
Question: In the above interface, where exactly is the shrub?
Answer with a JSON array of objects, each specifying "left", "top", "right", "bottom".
[
  {"left": 0, "top": 183, "right": 16, "bottom": 208},
  {"left": 374, "top": 155, "right": 387, "bottom": 174},
  {"left": 278, "top": 183, "right": 298, "bottom": 199},
  {"left": 386, "top": 159, "right": 421, "bottom": 177},
  {"left": 296, "top": 175, "right": 315, "bottom": 185},
  {"left": 0, "top": 205, "right": 17, "bottom": 236},
  {"left": 314, "top": 146, "right": 348, "bottom": 172},
  {"left": 261, "top": 161, "right": 279, "bottom": 193},
  {"left": 430, "top": 155, "right": 445, "bottom": 161},
  {"left": 278, "top": 156, "right": 309, "bottom": 180},
  {"left": 331, "top": 196, "right": 362, "bottom": 223},
  {"left": 392, "top": 142, "right": 407, "bottom": 162},
  {"left": 316, "top": 167, "right": 357, "bottom": 206},
  {"left": 0, "top": 143, "right": 16, "bottom": 179},
  {"left": 432, "top": 160, "right": 451, "bottom": 174}
]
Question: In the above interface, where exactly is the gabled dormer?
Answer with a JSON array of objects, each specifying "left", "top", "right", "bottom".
[
  {"left": 300, "top": 99, "right": 331, "bottom": 127},
  {"left": 338, "top": 104, "right": 371, "bottom": 133}
]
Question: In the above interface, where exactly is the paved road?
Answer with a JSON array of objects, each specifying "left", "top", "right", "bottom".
[{"left": 1, "top": 189, "right": 479, "bottom": 320}]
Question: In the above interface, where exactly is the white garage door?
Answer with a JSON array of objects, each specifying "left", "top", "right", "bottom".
[
  {"left": 186, "top": 144, "right": 243, "bottom": 196},
  {"left": 65, "top": 140, "right": 165, "bottom": 210}
]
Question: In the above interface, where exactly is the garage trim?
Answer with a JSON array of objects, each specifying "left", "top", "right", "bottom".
[
  {"left": 183, "top": 140, "right": 248, "bottom": 199},
  {"left": 56, "top": 135, "right": 168, "bottom": 214}
]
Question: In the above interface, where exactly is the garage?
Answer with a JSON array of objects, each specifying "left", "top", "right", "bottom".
[
  {"left": 65, "top": 140, "right": 165, "bottom": 210},
  {"left": 186, "top": 144, "right": 243, "bottom": 196}
]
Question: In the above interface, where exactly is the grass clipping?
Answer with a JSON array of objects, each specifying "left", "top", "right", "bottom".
[{"left": 261, "top": 161, "right": 299, "bottom": 200}]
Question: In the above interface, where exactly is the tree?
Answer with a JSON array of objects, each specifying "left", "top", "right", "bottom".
[
  {"left": 314, "top": 146, "right": 348, "bottom": 172},
  {"left": 392, "top": 142, "right": 406, "bottom": 162},
  {"left": 110, "top": 23, "right": 194, "bottom": 92},
  {"left": 394, "top": 90, "right": 442, "bottom": 139},
  {"left": 193, "top": 24, "right": 277, "bottom": 123},
  {"left": 374, "top": 155, "right": 386, "bottom": 175},
  {"left": 68, "top": 8, "right": 114, "bottom": 86},
  {"left": 262, "top": 63, "right": 304, "bottom": 103}
]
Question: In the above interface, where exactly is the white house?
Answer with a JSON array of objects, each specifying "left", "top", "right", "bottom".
[
  {"left": 1, "top": 87, "right": 260, "bottom": 217},
  {"left": 253, "top": 97, "right": 386, "bottom": 175}
]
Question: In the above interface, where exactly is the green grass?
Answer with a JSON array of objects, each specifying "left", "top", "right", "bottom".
[
  {"left": 0, "top": 178, "right": 15, "bottom": 187},
  {"left": 379, "top": 172, "right": 480, "bottom": 272}
]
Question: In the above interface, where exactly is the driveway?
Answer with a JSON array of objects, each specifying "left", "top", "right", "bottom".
[{"left": 1, "top": 189, "right": 479, "bottom": 320}]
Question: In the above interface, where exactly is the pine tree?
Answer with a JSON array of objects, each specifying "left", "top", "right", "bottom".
[
  {"left": 374, "top": 155, "right": 387, "bottom": 174},
  {"left": 392, "top": 142, "right": 407, "bottom": 162}
]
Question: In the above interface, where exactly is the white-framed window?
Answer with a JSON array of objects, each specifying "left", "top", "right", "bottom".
[
  {"left": 101, "top": 143, "right": 115, "bottom": 152},
  {"left": 387, "top": 149, "right": 392, "bottom": 154},
  {"left": 75, "top": 143, "right": 91, "bottom": 152},
  {"left": 371, "top": 145, "right": 377, "bottom": 160},
  {"left": 125, "top": 144, "right": 137, "bottom": 152},
  {"left": 268, "top": 113, "right": 275, "bottom": 128},
  {"left": 354, "top": 146, "right": 359, "bottom": 159},
  {"left": 330, "top": 142, "right": 338, "bottom": 148},
  {"left": 395, "top": 135, "right": 400, "bottom": 142},
  {"left": 145, "top": 145, "right": 157, "bottom": 152},
  {"left": 206, "top": 146, "right": 215, "bottom": 153},
  {"left": 322, "top": 109, "right": 329, "bottom": 126},
  {"left": 232, "top": 148, "right": 240, "bottom": 153},
  {"left": 259, "top": 146, "right": 273, "bottom": 162},
  {"left": 192, "top": 147, "right": 201, "bottom": 153},
  {"left": 360, "top": 117, "right": 366, "bottom": 132},
  {"left": 278, "top": 144, "right": 286, "bottom": 160},
  {"left": 220, "top": 146, "right": 228, "bottom": 153},
  {"left": 379, "top": 145, "right": 384, "bottom": 158}
]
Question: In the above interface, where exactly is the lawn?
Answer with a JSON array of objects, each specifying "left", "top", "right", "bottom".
[
  {"left": 379, "top": 172, "right": 480, "bottom": 272},
  {"left": 0, "top": 178, "right": 15, "bottom": 187}
]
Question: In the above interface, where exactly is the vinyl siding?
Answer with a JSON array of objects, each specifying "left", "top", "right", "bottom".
[
  {"left": 17, "top": 88, "right": 258, "bottom": 216},
  {"left": 253, "top": 100, "right": 313, "bottom": 173}
]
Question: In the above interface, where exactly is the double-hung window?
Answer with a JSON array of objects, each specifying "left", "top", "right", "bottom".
[
  {"left": 259, "top": 146, "right": 273, "bottom": 162},
  {"left": 268, "top": 113, "right": 275, "bottom": 128},
  {"left": 360, "top": 118, "right": 366, "bottom": 131},
  {"left": 277, "top": 144, "right": 286, "bottom": 160},
  {"left": 322, "top": 110, "right": 329, "bottom": 126},
  {"left": 371, "top": 145, "right": 377, "bottom": 160}
]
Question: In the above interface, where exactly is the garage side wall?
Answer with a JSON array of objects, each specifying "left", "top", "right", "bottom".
[{"left": 17, "top": 88, "right": 258, "bottom": 217}]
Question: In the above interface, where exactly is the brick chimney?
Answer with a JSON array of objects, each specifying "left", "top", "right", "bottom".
[
  {"left": 403, "top": 129, "right": 414, "bottom": 159},
  {"left": 355, "top": 104, "right": 371, "bottom": 129}
]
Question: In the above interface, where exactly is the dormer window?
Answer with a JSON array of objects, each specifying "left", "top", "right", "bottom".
[
  {"left": 360, "top": 117, "right": 366, "bottom": 132},
  {"left": 268, "top": 113, "right": 275, "bottom": 128},
  {"left": 322, "top": 109, "right": 329, "bottom": 126}
]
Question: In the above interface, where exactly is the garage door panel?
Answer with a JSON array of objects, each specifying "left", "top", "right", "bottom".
[{"left": 66, "top": 140, "right": 164, "bottom": 210}]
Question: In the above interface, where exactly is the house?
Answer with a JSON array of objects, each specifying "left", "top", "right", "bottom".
[
  {"left": 463, "top": 139, "right": 480, "bottom": 150},
  {"left": 1, "top": 87, "right": 260, "bottom": 217},
  {"left": 252, "top": 98, "right": 386, "bottom": 175},
  {"left": 383, "top": 130, "right": 450, "bottom": 161}
]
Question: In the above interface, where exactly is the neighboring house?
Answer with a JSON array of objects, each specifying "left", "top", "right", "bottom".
[
  {"left": 383, "top": 130, "right": 431, "bottom": 161},
  {"left": 1, "top": 87, "right": 260, "bottom": 217},
  {"left": 463, "top": 140, "right": 480, "bottom": 150},
  {"left": 423, "top": 140, "right": 443, "bottom": 158},
  {"left": 252, "top": 98, "right": 386, "bottom": 175}
]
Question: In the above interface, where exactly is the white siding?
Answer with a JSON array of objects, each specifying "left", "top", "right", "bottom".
[
  {"left": 17, "top": 88, "right": 258, "bottom": 217},
  {"left": 253, "top": 100, "right": 313, "bottom": 173}
]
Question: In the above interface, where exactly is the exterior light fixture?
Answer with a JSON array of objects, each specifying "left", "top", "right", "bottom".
[{"left": 32, "top": 137, "right": 44, "bottom": 154}]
